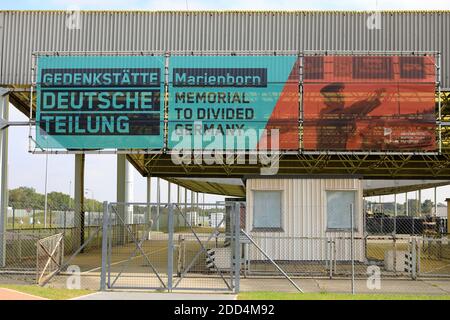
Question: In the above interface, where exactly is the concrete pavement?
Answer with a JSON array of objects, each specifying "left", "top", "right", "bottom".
[
  {"left": 73, "top": 291, "right": 237, "bottom": 300},
  {"left": 70, "top": 278, "right": 450, "bottom": 299}
]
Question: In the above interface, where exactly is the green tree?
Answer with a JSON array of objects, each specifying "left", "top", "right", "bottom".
[
  {"left": 47, "top": 191, "right": 72, "bottom": 210},
  {"left": 84, "top": 198, "right": 103, "bottom": 212},
  {"left": 9, "top": 187, "right": 103, "bottom": 212},
  {"left": 421, "top": 199, "right": 434, "bottom": 215},
  {"left": 9, "top": 187, "right": 44, "bottom": 209}
]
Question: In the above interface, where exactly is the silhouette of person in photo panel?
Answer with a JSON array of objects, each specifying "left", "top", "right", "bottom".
[{"left": 316, "top": 82, "right": 386, "bottom": 150}]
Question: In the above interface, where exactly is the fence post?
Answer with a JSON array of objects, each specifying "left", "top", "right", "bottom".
[
  {"left": 331, "top": 239, "right": 336, "bottom": 277},
  {"left": 167, "top": 203, "right": 174, "bottom": 292},
  {"left": 394, "top": 193, "right": 397, "bottom": 235},
  {"left": 63, "top": 210, "right": 67, "bottom": 229},
  {"left": 108, "top": 212, "right": 112, "bottom": 288},
  {"left": 100, "top": 201, "right": 109, "bottom": 291},
  {"left": 350, "top": 203, "right": 355, "bottom": 294},
  {"left": 229, "top": 203, "right": 234, "bottom": 288},
  {"left": 411, "top": 237, "right": 417, "bottom": 280},
  {"left": 233, "top": 202, "right": 241, "bottom": 294},
  {"left": 328, "top": 238, "right": 333, "bottom": 278}
]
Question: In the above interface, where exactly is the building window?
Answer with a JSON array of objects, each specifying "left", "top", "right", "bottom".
[
  {"left": 252, "top": 191, "right": 282, "bottom": 231},
  {"left": 326, "top": 190, "right": 357, "bottom": 231}
]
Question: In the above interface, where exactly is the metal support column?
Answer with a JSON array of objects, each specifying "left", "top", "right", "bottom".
[
  {"left": 394, "top": 193, "right": 397, "bottom": 235},
  {"left": 126, "top": 161, "right": 134, "bottom": 224},
  {"left": 434, "top": 187, "right": 437, "bottom": 216},
  {"left": 0, "top": 90, "right": 9, "bottom": 267},
  {"left": 393, "top": 192, "right": 398, "bottom": 274},
  {"left": 418, "top": 189, "right": 422, "bottom": 217},
  {"left": 405, "top": 192, "right": 408, "bottom": 217},
  {"left": 168, "top": 181, "right": 171, "bottom": 203},
  {"left": 411, "top": 237, "right": 417, "bottom": 280},
  {"left": 74, "top": 154, "right": 85, "bottom": 251},
  {"left": 146, "top": 176, "right": 151, "bottom": 223},
  {"left": 100, "top": 201, "right": 109, "bottom": 291},
  {"left": 156, "top": 178, "right": 160, "bottom": 231},
  {"left": 117, "top": 154, "right": 128, "bottom": 243},
  {"left": 196, "top": 192, "right": 199, "bottom": 208},
  {"left": 191, "top": 190, "right": 194, "bottom": 216},
  {"left": 229, "top": 203, "right": 235, "bottom": 288},
  {"left": 350, "top": 203, "right": 355, "bottom": 294}
]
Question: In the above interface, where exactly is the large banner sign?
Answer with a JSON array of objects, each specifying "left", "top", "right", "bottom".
[
  {"left": 302, "top": 55, "right": 437, "bottom": 151},
  {"left": 168, "top": 56, "right": 299, "bottom": 150},
  {"left": 36, "top": 56, "right": 164, "bottom": 149},
  {"left": 35, "top": 54, "right": 437, "bottom": 152}
]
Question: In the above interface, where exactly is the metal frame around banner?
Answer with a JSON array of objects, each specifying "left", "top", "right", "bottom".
[{"left": 29, "top": 50, "right": 443, "bottom": 155}]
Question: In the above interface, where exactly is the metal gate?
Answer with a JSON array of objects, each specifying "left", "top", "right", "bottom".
[
  {"left": 36, "top": 233, "right": 64, "bottom": 285},
  {"left": 100, "top": 202, "right": 242, "bottom": 292}
]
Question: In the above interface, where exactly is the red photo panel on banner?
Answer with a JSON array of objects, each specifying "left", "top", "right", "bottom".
[{"left": 302, "top": 55, "right": 437, "bottom": 151}]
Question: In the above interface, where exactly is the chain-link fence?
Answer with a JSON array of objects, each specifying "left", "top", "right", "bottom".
[
  {"left": 0, "top": 202, "right": 105, "bottom": 287},
  {"left": 366, "top": 216, "right": 447, "bottom": 236},
  {"left": 1, "top": 200, "right": 449, "bottom": 292},
  {"left": 418, "top": 237, "right": 450, "bottom": 277},
  {"left": 239, "top": 200, "right": 450, "bottom": 293}
]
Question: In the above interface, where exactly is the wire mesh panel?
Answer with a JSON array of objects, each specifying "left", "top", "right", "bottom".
[
  {"left": 1, "top": 198, "right": 106, "bottom": 287},
  {"left": 101, "top": 201, "right": 240, "bottom": 292},
  {"left": 106, "top": 203, "right": 168, "bottom": 290},
  {"left": 245, "top": 236, "right": 330, "bottom": 277},
  {"left": 364, "top": 236, "right": 413, "bottom": 277},
  {"left": 36, "top": 233, "right": 64, "bottom": 285},
  {"left": 4, "top": 232, "right": 40, "bottom": 270},
  {"left": 418, "top": 237, "right": 450, "bottom": 277},
  {"left": 0, "top": 231, "right": 41, "bottom": 284},
  {"left": 172, "top": 202, "right": 234, "bottom": 291},
  {"left": 326, "top": 237, "right": 362, "bottom": 277},
  {"left": 365, "top": 215, "right": 447, "bottom": 236},
  {"left": 240, "top": 194, "right": 450, "bottom": 294},
  {"left": 0, "top": 231, "right": 68, "bottom": 286},
  {"left": 3, "top": 199, "right": 449, "bottom": 291}
]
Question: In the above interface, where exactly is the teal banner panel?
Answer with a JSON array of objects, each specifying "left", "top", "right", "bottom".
[
  {"left": 36, "top": 55, "right": 165, "bottom": 149},
  {"left": 168, "top": 55, "right": 298, "bottom": 150}
]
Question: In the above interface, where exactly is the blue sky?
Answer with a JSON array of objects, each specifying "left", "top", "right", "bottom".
[{"left": 6, "top": 0, "right": 450, "bottom": 205}]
